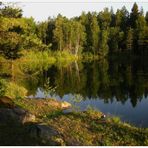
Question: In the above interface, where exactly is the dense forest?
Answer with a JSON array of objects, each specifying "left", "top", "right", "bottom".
[{"left": 0, "top": 2, "right": 148, "bottom": 60}]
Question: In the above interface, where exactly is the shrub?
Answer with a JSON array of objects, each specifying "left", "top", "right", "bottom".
[
  {"left": 112, "top": 116, "right": 121, "bottom": 124},
  {"left": 5, "top": 82, "right": 27, "bottom": 99},
  {"left": 0, "top": 78, "right": 6, "bottom": 97}
]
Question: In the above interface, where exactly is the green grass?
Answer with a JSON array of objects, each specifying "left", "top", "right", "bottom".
[
  {"left": 5, "top": 82, "right": 27, "bottom": 99},
  {"left": 46, "top": 110, "right": 148, "bottom": 146},
  {"left": 1, "top": 95, "right": 148, "bottom": 146},
  {"left": 14, "top": 98, "right": 64, "bottom": 118},
  {"left": 13, "top": 97, "right": 148, "bottom": 146}
]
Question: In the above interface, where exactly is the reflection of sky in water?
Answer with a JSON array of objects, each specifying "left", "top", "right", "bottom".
[{"left": 29, "top": 88, "right": 148, "bottom": 128}]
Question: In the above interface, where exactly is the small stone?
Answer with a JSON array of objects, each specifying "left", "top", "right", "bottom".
[
  {"left": 101, "top": 114, "right": 106, "bottom": 118},
  {"left": 22, "top": 113, "right": 36, "bottom": 124},
  {"left": 61, "top": 101, "right": 71, "bottom": 109}
]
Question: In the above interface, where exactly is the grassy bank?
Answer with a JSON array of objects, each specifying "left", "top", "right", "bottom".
[{"left": 12, "top": 97, "right": 148, "bottom": 146}]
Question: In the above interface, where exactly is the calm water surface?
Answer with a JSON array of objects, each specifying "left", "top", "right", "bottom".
[{"left": 28, "top": 57, "right": 148, "bottom": 127}]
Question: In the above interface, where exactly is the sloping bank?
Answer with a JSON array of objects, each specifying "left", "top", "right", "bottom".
[{"left": 0, "top": 96, "right": 148, "bottom": 146}]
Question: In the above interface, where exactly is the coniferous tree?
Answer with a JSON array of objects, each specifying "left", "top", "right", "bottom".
[
  {"left": 126, "top": 27, "right": 133, "bottom": 50},
  {"left": 90, "top": 13, "right": 100, "bottom": 54},
  {"left": 145, "top": 11, "right": 148, "bottom": 25},
  {"left": 130, "top": 2, "right": 139, "bottom": 28},
  {"left": 99, "top": 30, "right": 109, "bottom": 56}
]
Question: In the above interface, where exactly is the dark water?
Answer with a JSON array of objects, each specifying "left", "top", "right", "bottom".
[{"left": 27, "top": 57, "right": 148, "bottom": 127}]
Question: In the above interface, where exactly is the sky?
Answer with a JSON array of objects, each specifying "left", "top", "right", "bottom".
[{"left": 2, "top": 0, "right": 148, "bottom": 22}]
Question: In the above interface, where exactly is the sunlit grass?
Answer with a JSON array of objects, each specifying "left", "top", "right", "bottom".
[{"left": 5, "top": 82, "right": 27, "bottom": 99}]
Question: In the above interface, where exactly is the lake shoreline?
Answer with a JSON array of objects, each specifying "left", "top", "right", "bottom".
[{"left": 0, "top": 96, "right": 148, "bottom": 146}]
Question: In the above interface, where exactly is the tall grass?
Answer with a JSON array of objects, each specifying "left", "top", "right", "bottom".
[
  {"left": 5, "top": 82, "right": 28, "bottom": 99},
  {"left": 0, "top": 78, "right": 27, "bottom": 99}
]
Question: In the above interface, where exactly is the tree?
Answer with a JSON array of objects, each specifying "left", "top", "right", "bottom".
[
  {"left": 79, "top": 12, "right": 100, "bottom": 54},
  {"left": 70, "top": 20, "right": 86, "bottom": 55},
  {"left": 0, "top": 31, "right": 22, "bottom": 59},
  {"left": 120, "top": 6, "right": 129, "bottom": 30},
  {"left": 0, "top": 3, "right": 22, "bottom": 18},
  {"left": 36, "top": 21, "right": 48, "bottom": 44},
  {"left": 108, "top": 27, "right": 120, "bottom": 52},
  {"left": 145, "top": 11, "right": 148, "bottom": 25},
  {"left": 0, "top": 4, "right": 23, "bottom": 59},
  {"left": 90, "top": 13, "right": 100, "bottom": 54},
  {"left": 126, "top": 27, "right": 133, "bottom": 50},
  {"left": 99, "top": 30, "right": 109, "bottom": 56},
  {"left": 130, "top": 2, "right": 139, "bottom": 28},
  {"left": 97, "top": 8, "right": 111, "bottom": 30},
  {"left": 79, "top": 12, "right": 92, "bottom": 52},
  {"left": 46, "top": 18, "right": 56, "bottom": 50},
  {"left": 136, "top": 15, "right": 147, "bottom": 55},
  {"left": 53, "top": 14, "right": 65, "bottom": 51}
]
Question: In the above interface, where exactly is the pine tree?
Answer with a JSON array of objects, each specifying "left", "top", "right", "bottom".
[
  {"left": 99, "top": 30, "right": 109, "bottom": 56},
  {"left": 126, "top": 28, "right": 133, "bottom": 50},
  {"left": 90, "top": 13, "right": 100, "bottom": 54},
  {"left": 145, "top": 11, "right": 148, "bottom": 25},
  {"left": 130, "top": 2, "right": 139, "bottom": 28}
]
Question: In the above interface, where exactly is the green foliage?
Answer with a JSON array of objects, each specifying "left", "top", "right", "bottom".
[
  {"left": 130, "top": 2, "right": 139, "bottom": 28},
  {"left": 0, "top": 31, "right": 22, "bottom": 59},
  {"left": 18, "top": 50, "right": 56, "bottom": 74},
  {"left": 0, "top": 78, "right": 6, "bottom": 97},
  {"left": 98, "top": 8, "right": 111, "bottom": 30},
  {"left": 0, "top": 3, "right": 22, "bottom": 18},
  {"left": 5, "top": 82, "right": 27, "bottom": 99},
  {"left": 99, "top": 30, "right": 109, "bottom": 56},
  {"left": 126, "top": 27, "right": 133, "bottom": 50},
  {"left": 53, "top": 15, "right": 85, "bottom": 55},
  {"left": 90, "top": 14, "right": 100, "bottom": 54},
  {"left": 53, "top": 50, "right": 78, "bottom": 63},
  {"left": 0, "top": 2, "right": 148, "bottom": 60},
  {"left": 46, "top": 110, "right": 63, "bottom": 119},
  {"left": 43, "top": 78, "right": 56, "bottom": 98},
  {"left": 47, "top": 109, "right": 148, "bottom": 146},
  {"left": 111, "top": 116, "right": 121, "bottom": 124},
  {"left": 36, "top": 21, "right": 48, "bottom": 44},
  {"left": 108, "top": 27, "right": 120, "bottom": 52},
  {"left": 69, "top": 94, "right": 83, "bottom": 112},
  {"left": 146, "top": 11, "right": 148, "bottom": 25}
]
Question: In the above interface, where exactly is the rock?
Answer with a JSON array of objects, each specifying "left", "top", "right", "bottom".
[
  {"left": 0, "top": 105, "right": 36, "bottom": 124},
  {"left": 61, "top": 101, "right": 71, "bottom": 109},
  {"left": 0, "top": 108, "right": 20, "bottom": 123},
  {"left": 101, "top": 114, "right": 106, "bottom": 119},
  {"left": 28, "top": 123, "right": 60, "bottom": 145},
  {"left": 22, "top": 113, "right": 36, "bottom": 124},
  {"left": 33, "top": 123, "right": 58, "bottom": 138},
  {"left": 13, "top": 107, "right": 26, "bottom": 115}
]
